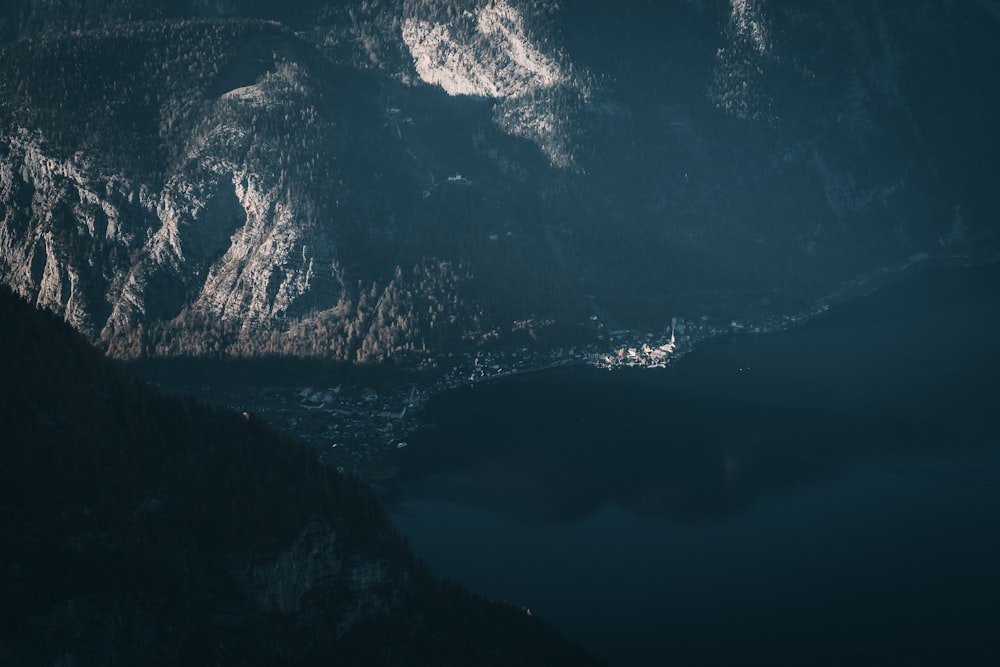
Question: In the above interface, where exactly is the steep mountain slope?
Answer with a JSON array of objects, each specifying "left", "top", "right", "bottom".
[
  {"left": 0, "top": 284, "right": 601, "bottom": 665},
  {"left": 0, "top": 1, "right": 998, "bottom": 365},
  {"left": 0, "top": 12, "right": 583, "bottom": 363}
]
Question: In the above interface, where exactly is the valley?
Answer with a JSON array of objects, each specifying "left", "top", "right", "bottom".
[
  {"left": 133, "top": 251, "right": 949, "bottom": 476},
  {"left": 2, "top": 2, "right": 999, "bottom": 663}
]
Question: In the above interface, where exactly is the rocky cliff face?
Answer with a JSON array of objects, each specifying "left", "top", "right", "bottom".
[
  {"left": 1, "top": 1, "right": 998, "bottom": 364},
  {"left": 0, "top": 20, "right": 497, "bottom": 362}
]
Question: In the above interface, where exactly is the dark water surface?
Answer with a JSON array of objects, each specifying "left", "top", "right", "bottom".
[{"left": 386, "top": 264, "right": 1000, "bottom": 666}]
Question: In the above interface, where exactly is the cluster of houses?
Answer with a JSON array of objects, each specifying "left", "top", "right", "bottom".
[{"left": 207, "top": 301, "right": 836, "bottom": 472}]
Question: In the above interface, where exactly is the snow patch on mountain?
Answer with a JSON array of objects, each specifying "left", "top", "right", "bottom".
[
  {"left": 475, "top": 0, "right": 562, "bottom": 91},
  {"left": 401, "top": 0, "right": 587, "bottom": 168},
  {"left": 730, "top": 0, "right": 771, "bottom": 56},
  {"left": 221, "top": 83, "right": 270, "bottom": 106},
  {"left": 402, "top": 19, "right": 493, "bottom": 97},
  {"left": 220, "top": 61, "right": 306, "bottom": 110},
  {"left": 402, "top": 0, "right": 563, "bottom": 98}
]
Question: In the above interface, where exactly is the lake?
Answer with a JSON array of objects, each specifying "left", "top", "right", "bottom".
[{"left": 385, "top": 264, "right": 1000, "bottom": 666}]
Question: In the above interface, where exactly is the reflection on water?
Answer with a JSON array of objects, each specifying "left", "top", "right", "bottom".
[
  {"left": 386, "top": 265, "right": 1000, "bottom": 665},
  {"left": 390, "top": 381, "right": 838, "bottom": 524}
]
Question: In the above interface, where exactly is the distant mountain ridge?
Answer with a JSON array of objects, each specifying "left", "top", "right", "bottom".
[{"left": 1, "top": 0, "right": 998, "bottom": 365}]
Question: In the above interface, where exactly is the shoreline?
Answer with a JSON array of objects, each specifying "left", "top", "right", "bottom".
[{"left": 130, "top": 255, "right": 998, "bottom": 475}]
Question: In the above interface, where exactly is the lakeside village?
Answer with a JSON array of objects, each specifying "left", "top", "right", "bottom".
[{"left": 183, "top": 305, "right": 827, "bottom": 474}]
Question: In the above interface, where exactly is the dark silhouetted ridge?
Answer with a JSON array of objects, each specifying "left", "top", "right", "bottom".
[{"left": 0, "top": 285, "right": 602, "bottom": 666}]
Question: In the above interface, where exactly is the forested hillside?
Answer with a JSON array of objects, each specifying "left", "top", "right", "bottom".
[
  {"left": 0, "top": 285, "right": 601, "bottom": 666},
  {"left": 1, "top": 1, "right": 998, "bottom": 368}
]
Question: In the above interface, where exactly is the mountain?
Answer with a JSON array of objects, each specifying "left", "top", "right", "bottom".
[
  {"left": 0, "top": 283, "right": 602, "bottom": 665},
  {"left": 1, "top": 0, "right": 998, "bottom": 365}
]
